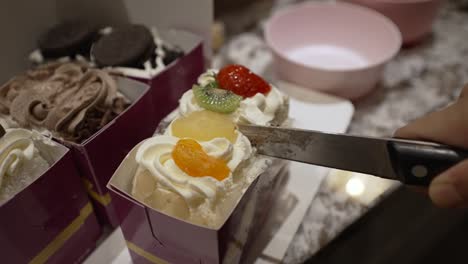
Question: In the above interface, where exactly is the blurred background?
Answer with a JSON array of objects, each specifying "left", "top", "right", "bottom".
[{"left": 212, "top": 0, "right": 468, "bottom": 263}]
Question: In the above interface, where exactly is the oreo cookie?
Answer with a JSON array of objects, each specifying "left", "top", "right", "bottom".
[
  {"left": 162, "top": 46, "right": 185, "bottom": 66},
  {"left": 38, "top": 20, "right": 97, "bottom": 59},
  {"left": 92, "top": 25, "right": 156, "bottom": 68}
]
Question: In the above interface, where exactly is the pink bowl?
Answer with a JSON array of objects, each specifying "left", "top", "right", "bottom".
[
  {"left": 265, "top": 2, "right": 402, "bottom": 99},
  {"left": 344, "top": 0, "right": 444, "bottom": 45}
]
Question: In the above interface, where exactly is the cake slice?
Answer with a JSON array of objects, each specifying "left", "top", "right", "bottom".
[
  {"left": 0, "top": 127, "right": 56, "bottom": 203},
  {"left": 30, "top": 23, "right": 185, "bottom": 80},
  {"left": 0, "top": 62, "right": 130, "bottom": 143},
  {"left": 131, "top": 65, "right": 289, "bottom": 228},
  {"left": 179, "top": 65, "right": 289, "bottom": 126}
]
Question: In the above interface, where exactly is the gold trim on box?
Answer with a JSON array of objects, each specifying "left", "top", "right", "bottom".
[
  {"left": 126, "top": 241, "right": 169, "bottom": 264},
  {"left": 126, "top": 237, "right": 282, "bottom": 264},
  {"left": 82, "top": 178, "right": 112, "bottom": 206},
  {"left": 29, "top": 202, "right": 94, "bottom": 264}
]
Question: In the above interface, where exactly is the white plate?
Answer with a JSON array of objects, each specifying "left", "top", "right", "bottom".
[{"left": 247, "top": 81, "right": 354, "bottom": 263}]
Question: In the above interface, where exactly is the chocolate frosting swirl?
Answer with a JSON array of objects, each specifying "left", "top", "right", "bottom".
[{"left": 2, "top": 62, "right": 128, "bottom": 142}]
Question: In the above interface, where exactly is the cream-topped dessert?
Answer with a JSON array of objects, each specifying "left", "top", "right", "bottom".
[
  {"left": 179, "top": 69, "right": 288, "bottom": 126},
  {"left": 0, "top": 128, "right": 56, "bottom": 203},
  {"left": 105, "top": 27, "right": 185, "bottom": 80},
  {"left": 30, "top": 23, "right": 185, "bottom": 80},
  {"left": 0, "top": 62, "right": 130, "bottom": 143},
  {"left": 131, "top": 65, "right": 288, "bottom": 228}
]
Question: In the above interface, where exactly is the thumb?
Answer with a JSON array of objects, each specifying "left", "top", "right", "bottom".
[{"left": 429, "top": 159, "right": 468, "bottom": 208}]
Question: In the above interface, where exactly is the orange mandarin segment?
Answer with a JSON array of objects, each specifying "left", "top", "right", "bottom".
[{"left": 172, "top": 139, "right": 230, "bottom": 181}]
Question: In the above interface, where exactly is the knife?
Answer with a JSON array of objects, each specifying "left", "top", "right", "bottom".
[{"left": 238, "top": 124, "right": 468, "bottom": 186}]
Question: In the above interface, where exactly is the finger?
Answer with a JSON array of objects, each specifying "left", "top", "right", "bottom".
[
  {"left": 429, "top": 159, "right": 468, "bottom": 208},
  {"left": 394, "top": 101, "right": 468, "bottom": 148},
  {"left": 459, "top": 83, "right": 468, "bottom": 99}
]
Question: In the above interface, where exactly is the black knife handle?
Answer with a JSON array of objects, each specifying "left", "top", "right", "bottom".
[{"left": 388, "top": 141, "right": 468, "bottom": 186}]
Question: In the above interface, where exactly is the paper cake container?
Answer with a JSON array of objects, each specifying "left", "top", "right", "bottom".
[
  {"left": 59, "top": 30, "right": 204, "bottom": 227},
  {"left": 76, "top": 28, "right": 204, "bottom": 229},
  {"left": 0, "top": 139, "right": 101, "bottom": 264},
  {"left": 60, "top": 77, "right": 159, "bottom": 228},
  {"left": 107, "top": 117, "right": 289, "bottom": 264}
]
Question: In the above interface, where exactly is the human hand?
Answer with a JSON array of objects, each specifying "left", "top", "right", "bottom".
[{"left": 395, "top": 84, "right": 468, "bottom": 208}]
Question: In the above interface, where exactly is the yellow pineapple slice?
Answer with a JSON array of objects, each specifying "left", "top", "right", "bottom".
[{"left": 171, "top": 111, "right": 237, "bottom": 143}]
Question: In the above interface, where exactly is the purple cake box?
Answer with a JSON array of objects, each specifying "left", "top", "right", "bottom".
[
  {"left": 45, "top": 30, "right": 204, "bottom": 228},
  {"left": 57, "top": 77, "right": 160, "bottom": 228},
  {"left": 114, "top": 29, "right": 205, "bottom": 123},
  {"left": 74, "top": 30, "right": 204, "bottom": 228},
  {"left": 107, "top": 141, "right": 289, "bottom": 264},
  {"left": 0, "top": 140, "right": 101, "bottom": 264}
]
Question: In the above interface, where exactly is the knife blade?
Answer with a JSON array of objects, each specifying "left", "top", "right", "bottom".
[{"left": 238, "top": 124, "right": 468, "bottom": 186}]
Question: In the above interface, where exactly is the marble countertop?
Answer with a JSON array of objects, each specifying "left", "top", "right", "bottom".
[{"left": 214, "top": 1, "right": 468, "bottom": 263}]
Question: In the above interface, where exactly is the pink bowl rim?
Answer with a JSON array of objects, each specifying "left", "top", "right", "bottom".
[
  {"left": 264, "top": 1, "right": 403, "bottom": 73},
  {"left": 353, "top": 0, "right": 441, "bottom": 3}
]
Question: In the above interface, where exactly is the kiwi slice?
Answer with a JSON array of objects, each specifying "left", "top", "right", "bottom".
[
  {"left": 204, "top": 80, "right": 218, "bottom": 89},
  {"left": 193, "top": 84, "right": 242, "bottom": 114}
]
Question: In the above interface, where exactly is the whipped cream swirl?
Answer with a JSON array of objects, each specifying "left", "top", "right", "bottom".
[
  {"left": 134, "top": 132, "right": 253, "bottom": 209},
  {"left": 179, "top": 69, "right": 286, "bottom": 126},
  {"left": 1, "top": 62, "right": 129, "bottom": 142},
  {"left": 0, "top": 129, "right": 41, "bottom": 188}
]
